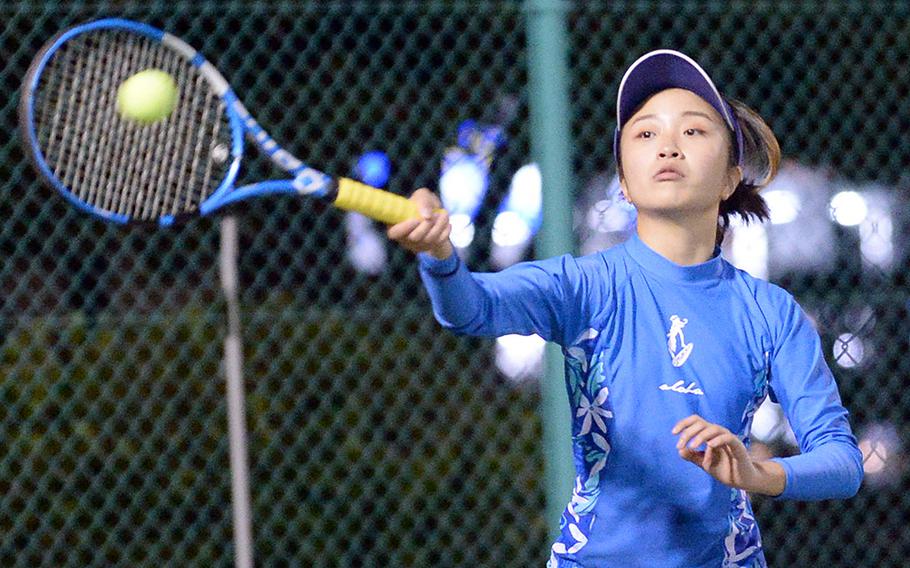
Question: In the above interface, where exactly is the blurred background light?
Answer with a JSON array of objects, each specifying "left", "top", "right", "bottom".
[
  {"left": 576, "top": 173, "right": 637, "bottom": 256},
  {"left": 491, "top": 163, "right": 542, "bottom": 268},
  {"left": 830, "top": 190, "right": 868, "bottom": 227},
  {"left": 439, "top": 156, "right": 488, "bottom": 216},
  {"left": 345, "top": 211, "right": 387, "bottom": 275},
  {"left": 495, "top": 333, "right": 546, "bottom": 384},
  {"left": 833, "top": 332, "right": 866, "bottom": 369},
  {"left": 448, "top": 213, "right": 476, "bottom": 249},
  {"left": 741, "top": 161, "right": 836, "bottom": 278},
  {"left": 763, "top": 189, "right": 801, "bottom": 225},
  {"left": 858, "top": 422, "right": 902, "bottom": 487},
  {"left": 439, "top": 157, "right": 486, "bottom": 250},
  {"left": 345, "top": 150, "right": 391, "bottom": 275},
  {"left": 750, "top": 398, "right": 797, "bottom": 447},
  {"left": 439, "top": 152, "right": 488, "bottom": 213},
  {"left": 492, "top": 211, "right": 533, "bottom": 248},
  {"left": 439, "top": 119, "right": 507, "bottom": 251},
  {"left": 856, "top": 187, "right": 896, "bottom": 272},
  {"left": 354, "top": 150, "right": 392, "bottom": 188},
  {"left": 727, "top": 217, "right": 769, "bottom": 280}
]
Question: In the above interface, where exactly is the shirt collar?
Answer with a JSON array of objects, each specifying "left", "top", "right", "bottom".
[{"left": 624, "top": 233, "right": 727, "bottom": 283}]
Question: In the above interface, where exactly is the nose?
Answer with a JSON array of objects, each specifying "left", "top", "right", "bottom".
[
  {"left": 658, "top": 145, "right": 681, "bottom": 159},
  {"left": 657, "top": 133, "right": 682, "bottom": 159}
]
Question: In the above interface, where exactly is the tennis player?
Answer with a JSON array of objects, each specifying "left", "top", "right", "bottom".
[{"left": 388, "top": 49, "right": 863, "bottom": 567}]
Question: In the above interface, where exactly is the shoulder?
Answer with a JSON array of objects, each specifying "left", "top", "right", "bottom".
[
  {"left": 577, "top": 240, "right": 631, "bottom": 274},
  {"left": 563, "top": 243, "right": 633, "bottom": 297},
  {"left": 528, "top": 242, "right": 627, "bottom": 279},
  {"left": 727, "top": 263, "right": 794, "bottom": 307},
  {"left": 722, "top": 260, "right": 805, "bottom": 339}
]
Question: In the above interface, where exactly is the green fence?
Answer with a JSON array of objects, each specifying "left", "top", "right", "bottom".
[{"left": 1, "top": 1, "right": 908, "bottom": 566}]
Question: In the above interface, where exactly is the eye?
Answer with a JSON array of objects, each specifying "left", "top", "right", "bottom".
[
  {"left": 683, "top": 128, "right": 704, "bottom": 136},
  {"left": 636, "top": 130, "right": 655, "bottom": 139}
]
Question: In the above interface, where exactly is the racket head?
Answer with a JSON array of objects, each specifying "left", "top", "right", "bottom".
[{"left": 19, "top": 18, "right": 244, "bottom": 225}]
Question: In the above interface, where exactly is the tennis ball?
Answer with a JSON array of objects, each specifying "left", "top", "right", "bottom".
[{"left": 116, "top": 69, "right": 178, "bottom": 124}]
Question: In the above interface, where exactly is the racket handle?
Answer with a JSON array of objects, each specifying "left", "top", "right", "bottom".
[{"left": 334, "top": 178, "right": 438, "bottom": 224}]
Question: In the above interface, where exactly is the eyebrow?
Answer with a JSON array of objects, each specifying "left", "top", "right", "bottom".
[{"left": 629, "top": 111, "right": 718, "bottom": 126}]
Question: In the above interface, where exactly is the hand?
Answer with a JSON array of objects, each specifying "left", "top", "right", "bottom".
[
  {"left": 672, "top": 414, "right": 785, "bottom": 496},
  {"left": 386, "top": 188, "right": 453, "bottom": 259}
]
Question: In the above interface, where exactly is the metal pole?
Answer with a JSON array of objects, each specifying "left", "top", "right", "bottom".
[
  {"left": 524, "top": 0, "right": 576, "bottom": 535},
  {"left": 220, "top": 216, "right": 255, "bottom": 568}
]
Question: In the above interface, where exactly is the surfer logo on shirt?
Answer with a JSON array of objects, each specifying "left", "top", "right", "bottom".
[{"left": 667, "top": 314, "right": 694, "bottom": 367}]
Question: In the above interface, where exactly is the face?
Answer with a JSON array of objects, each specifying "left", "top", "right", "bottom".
[{"left": 618, "top": 88, "right": 742, "bottom": 219}]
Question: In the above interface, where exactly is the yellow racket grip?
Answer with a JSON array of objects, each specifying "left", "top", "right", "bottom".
[{"left": 334, "top": 178, "right": 444, "bottom": 225}]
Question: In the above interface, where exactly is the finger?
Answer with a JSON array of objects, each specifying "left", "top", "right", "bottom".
[
  {"left": 387, "top": 218, "right": 422, "bottom": 241},
  {"left": 672, "top": 415, "right": 706, "bottom": 439},
  {"left": 690, "top": 425, "right": 727, "bottom": 449},
  {"left": 405, "top": 218, "right": 436, "bottom": 244},
  {"left": 423, "top": 211, "right": 451, "bottom": 244},
  {"left": 676, "top": 421, "right": 709, "bottom": 450},
  {"left": 705, "top": 432, "right": 738, "bottom": 449},
  {"left": 676, "top": 422, "right": 707, "bottom": 450},
  {"left": 703, "top": 443, "right": 715, "bottom": 469},
  {"left": 435, "top": 221, "right": 452, "bottom": 246},
  {"left": 671, "top": 414, "right": 703, "bottom": 435},
  {"left": 708, "top": 433, "right": 750, "bottom": 461}
]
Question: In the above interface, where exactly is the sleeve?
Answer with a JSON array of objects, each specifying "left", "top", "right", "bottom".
[
  {"left": 767, "top": 293, "right": 864, "bottom": 500},
  {"left": 416, "top": 250, "right": 598, "bottom": 347}
]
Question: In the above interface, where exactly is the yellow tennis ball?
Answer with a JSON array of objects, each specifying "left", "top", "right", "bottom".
[{"left": 116, "top": 69, "right": 178, "bottom": 124}]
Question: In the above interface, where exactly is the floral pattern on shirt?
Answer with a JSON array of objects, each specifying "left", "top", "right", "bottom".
[
  {"left": 549, "top": 328, "right": 612, "bottom": 563},
  {"left": 723, "top": 352, "right": 771, "bottom": 568}
]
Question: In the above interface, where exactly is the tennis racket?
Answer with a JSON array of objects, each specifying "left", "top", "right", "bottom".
[{"left": 20, "top": 18, "right": 425, "bottom": 226}]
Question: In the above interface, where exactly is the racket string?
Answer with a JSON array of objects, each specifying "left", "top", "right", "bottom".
[
  {"left": 145, "top": 37, "right": 189, "bottom": 220},
  {"left": 85, "top": 33, "right": 121, "bottom": 212},
  {"left": 56, "top": 41, "right": 90, "bottom": 194},
  {"left": 148, "top": 46, "right": 185, "bottom": 220},
  {"left": 31, "top": 29, "right": 232, "bottom": 222},
  {"left": 63, "top": 34, "right": 112, "bottom": 203},
  {"left": 124, "top": 35, "right": 164, "bottom": 221},
  {"left": 169, "top": 65, "right": 199, "bottom": 217},
  {"left": 196, "top": 88, "right": 226, "bottom": 216},
  {"left": 104, "top": 34, "right": 140, "bottom": 217}
]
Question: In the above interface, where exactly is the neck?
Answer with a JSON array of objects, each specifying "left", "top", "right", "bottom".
[{"left": 635, "top": 213, "right": 718, "bottom": 266}]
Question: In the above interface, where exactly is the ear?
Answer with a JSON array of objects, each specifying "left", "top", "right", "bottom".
[
  {"left": 722, "top": 166, "right": 743, "bottom": 201},
  {"left": 619, "top": 176, "right": 633, "bottom": 204}
]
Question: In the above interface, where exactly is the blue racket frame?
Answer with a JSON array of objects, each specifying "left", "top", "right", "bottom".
[{"left": 22, "top": 18, "right": 336, "bottom": 225}]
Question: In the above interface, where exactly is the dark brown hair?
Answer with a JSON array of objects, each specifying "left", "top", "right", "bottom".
[{"left": 716, "top": 99, "right": 780, "bottom": 245}]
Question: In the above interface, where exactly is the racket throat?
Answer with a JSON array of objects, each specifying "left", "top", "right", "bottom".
[{"left": 291, "top": 168, "right": 336, "bottom": 199}]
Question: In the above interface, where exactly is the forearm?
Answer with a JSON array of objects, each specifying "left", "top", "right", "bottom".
[
  {"left": 770, "top": 439, "right": 864, "bottom": 500},
  {"left": 747, "top": 459, "right": 786, "bottom": 497},
  {"left": 417, "top": 251, "right": 576, "bottom": 341},
  {"left": 417, "top": 251, "right": 488, "bottom": 333}
]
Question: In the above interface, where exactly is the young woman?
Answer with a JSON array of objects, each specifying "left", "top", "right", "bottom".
[{"left": 387, "top": 50, "right": 863, "bottom": 568}]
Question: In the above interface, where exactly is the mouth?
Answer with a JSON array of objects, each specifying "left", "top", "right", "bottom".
[{"left": 654, "top": 167, "right": 684, "bottom": 181}]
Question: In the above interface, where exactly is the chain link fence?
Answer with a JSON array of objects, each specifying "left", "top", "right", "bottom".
[{"left": 1, "top": 1, "right": 908, "bottom": 566}]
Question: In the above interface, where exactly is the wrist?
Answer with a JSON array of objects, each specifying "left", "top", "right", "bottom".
[{"left": 748, "top": 459, "right": 786, "bottom": 496}]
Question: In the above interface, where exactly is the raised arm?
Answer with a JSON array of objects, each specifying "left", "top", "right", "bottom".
[{"left": 388, "top": 189, "right": 596, "bottom": 345}]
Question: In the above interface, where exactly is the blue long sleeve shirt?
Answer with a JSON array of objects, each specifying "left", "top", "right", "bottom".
[{"left": 418, "top": 234, "right": 863, "bottom": 568}]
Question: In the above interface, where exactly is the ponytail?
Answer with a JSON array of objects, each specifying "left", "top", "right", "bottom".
[{"left": 716, "top": 100, "right": 781, "bottom": 245}]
